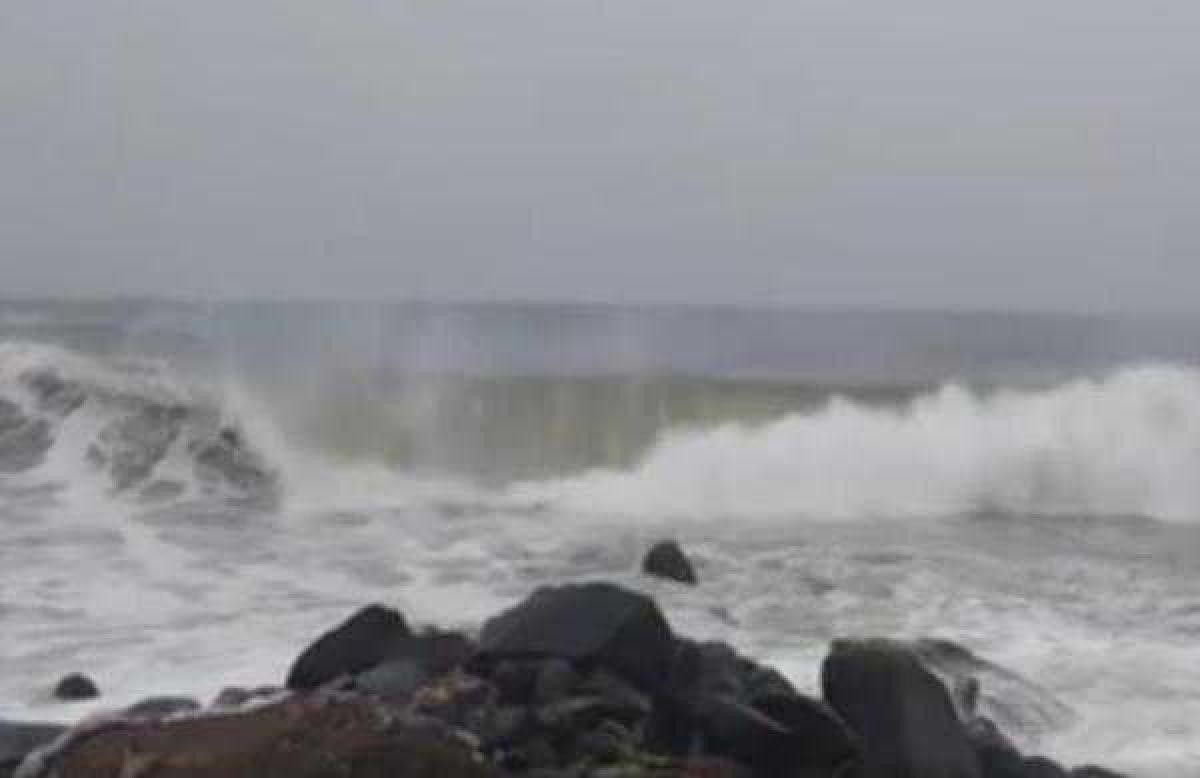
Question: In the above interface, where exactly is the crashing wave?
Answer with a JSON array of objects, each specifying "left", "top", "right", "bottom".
[
  {"left": 513, "top": 364, "right": 1200, "bottom": 523},
  {"left": 0, "top": 342, "right": 278, "bottom": 505}
]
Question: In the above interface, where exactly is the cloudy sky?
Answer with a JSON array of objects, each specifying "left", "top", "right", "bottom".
[{"left": 2, "top": 1, "right": 1197, "bottom": 310}]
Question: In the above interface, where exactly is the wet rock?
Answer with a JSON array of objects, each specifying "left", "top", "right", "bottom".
[
  {"left": 669, "top": 639, "right": 797, "bottom": 703},
  {"left": 536, "top": 695, "right": 648, "bottom": 732},
  {"left": 475, "top": 583, "right": 675, "bottom": 694},
  {"left": 491, "top": 660, "right": 544, "bottom": 705},
  {"left": 0, "top": 721, "right": 66, "bottom": 776},
  {"left": 534, "top": 659, "right": 581, "bottom": 704},
  {"left": 518, "top": 737, "right": 560, "bottom": 770},
  {"left": 411, "top": 671, "right": 497, "bottom": 728},
  {"left": 1022, "top": 757, "right": 1068, "bottom": 778},
  {"left": 53, "top": 673, "right": 100, "bottom": 702},
  {"left": 973, "top": 740, "right": 1025, "bottom": 778},
  {"left": 36, "top": 696, "right": 500, "bottom": 778},
  {"left": 475, "top": 706, "right": 530, "bottom": 750},
  {"left": 910, "top": 639, "right": 1076, "bottom": 739},
  {"left": 1069, "top": 768, "right": 1129, "bottom": 778},
  {"left": 123, "top": 696, "right": 202, "bottom": 718},
  {"left": 751, "top": 693, "right": 858, "bottom": 768},
  {"left": 572, "top": 725, "right": 627, "bottom": 765},
  {"left": 965, "top": 717, "right": 1017, "bottom": 758},
  {"left": 685, "top": 694, "right": 796, "bottom": 770},
  {"left": 286, "top": 604, "right": 413, "bottom": 690},
  {"left": 210, "top": 686, "right": 283, "bottom": 709},
  {"left": 822, "top": 638, "right": 982, "bottom": 778},
  {"left": 577, "top": 669, "right": 652, "bottom": 719},
  {"left": 356, "top": 659, "right": 429, "bottom": 699},
  {"left": 642, "top": 541, "right": 698, "bottom": 585},
  {"left": 675, "top": 757, "right": 754, "bottom": 778}
]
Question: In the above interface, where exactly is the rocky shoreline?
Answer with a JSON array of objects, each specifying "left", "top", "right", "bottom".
[{"left": 2, "top": 547, "right": 1130, "bottom": 778}]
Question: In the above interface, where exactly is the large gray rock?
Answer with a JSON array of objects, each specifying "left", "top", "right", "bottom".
[
  {"left": 475, "top": 582, "right": 675, "bottom": 694},
  {"left": 822, "top": 639, "right": 982, "bottom": 778}
]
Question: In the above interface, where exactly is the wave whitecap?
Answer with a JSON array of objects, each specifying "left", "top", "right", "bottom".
[
  {"left": 0, "top": 341, "right": 278, "bottom": 504},
  {"left": 515, "top": 365, "right": 1200, "bottom": 522}
]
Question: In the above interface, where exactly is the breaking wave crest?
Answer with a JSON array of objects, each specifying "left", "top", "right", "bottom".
[
  {"left": 516, "top": 365, "right": 1200, "bottom": 522},
  {"left": 10, "top": 339, "right": 1200, "bottom": 524},
  {"left": 0, "top": 341, "right": 278, "bottom": 505}
]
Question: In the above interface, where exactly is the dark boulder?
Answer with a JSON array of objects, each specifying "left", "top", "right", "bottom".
[
  {"left": 685, "top": 695, "right": 813, "bottom": 774},
  {"left": 0, "top": 720, "right": 66, "bottom": 776},
  {"left": 291, "top": 614, "right": 472, "bottom": 695},
  {"left": 643, "top": 540, "right": 698, "bottom": 585},
  {"left": 973, "top": 741, "right": 1025, "bottom": 778},
  {"left": 752, "top": 692, "right": 858, "bottom": 768},
  {"left": 490, "top": 660, "right": 544, "bottom": 705},
  {"left": 285, "top": 604, "right": 413, "bottom": 690},
  {"left": 533, "top": 658, "right": 581, "bottom": 704},
  {"left": 910, "top": 639, "right": 1076, "bottom": 739},
  {"left": 670, "top": 639, "right": 797, "bottom": 702},
  {"left": 822, "top": 638, "right": 982, "bottom": 778},
  {"left": 1069, "top": 768, "right": 1130, "bottom": 778},
  {"left": 52, "top": 673, "right": 100, "bottom": 702},
  {"left": 475, "top": 582, "right": 675, "bottom": 693},
  {"left": 1022, "top": 757, "right": 1068, "bottom": 778}
]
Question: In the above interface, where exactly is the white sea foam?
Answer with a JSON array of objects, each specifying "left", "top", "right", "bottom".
[{"left": 516, "top": 365, "right": 1200, "bottom": 523}]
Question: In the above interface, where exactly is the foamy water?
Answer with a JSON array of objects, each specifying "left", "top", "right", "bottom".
[{"left": 4, "top": 307, "right": 1200, "bottom": 775}]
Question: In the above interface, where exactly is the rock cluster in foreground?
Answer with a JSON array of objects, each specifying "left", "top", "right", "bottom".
[{"left": 4, "top": 580, "right": 1130, "bottom": 778}]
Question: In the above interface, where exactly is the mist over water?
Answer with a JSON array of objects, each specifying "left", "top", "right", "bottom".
[{"left": 4, "top": 300, "right": 1200, "bottom": 775}]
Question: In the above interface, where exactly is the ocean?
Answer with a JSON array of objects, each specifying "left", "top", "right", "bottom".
[{"left": 3, "top": 300, "right": 1200, "bottom": 775}]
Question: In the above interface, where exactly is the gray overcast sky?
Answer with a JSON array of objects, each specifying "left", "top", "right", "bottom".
[{"left": 1, "top": 1, "right": 1198, "bottom": 311}]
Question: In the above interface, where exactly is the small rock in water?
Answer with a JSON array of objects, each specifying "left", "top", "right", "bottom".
[
  {"left": 52, "top": 673, "right": 99, "bottom": 702},
  {"left": 642, "top": 540, "right": 698, "bottom": 585}
]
